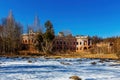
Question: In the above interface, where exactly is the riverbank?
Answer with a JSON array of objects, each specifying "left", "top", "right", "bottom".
[{"left": 0, "top": 52, "right": 119, "bottom": 60}]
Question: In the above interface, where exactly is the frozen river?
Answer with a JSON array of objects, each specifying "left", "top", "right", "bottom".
[{"left": 0, "top": 57, "right": 120, "bottom": 80}]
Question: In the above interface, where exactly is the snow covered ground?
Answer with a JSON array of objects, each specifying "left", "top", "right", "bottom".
[{"left": 0, "top": 57, "right": 120, "bottom": 80}]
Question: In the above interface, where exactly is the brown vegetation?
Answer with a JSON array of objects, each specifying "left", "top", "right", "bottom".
[{"left": 88, "top": 36, "right": 120, "bottom": 60}]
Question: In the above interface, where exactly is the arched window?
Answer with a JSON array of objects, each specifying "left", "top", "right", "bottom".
[
  {"left": 25, "top": 40, "right": 27, "bottom": 43},
  {"left": 84, "top": 47, "right": 87, "bottom": 50},
  {"left": 76, "top": 47, "right": 78, "bottom": 50},
  {"left": 76, "top": 42, "right": 78, "bottom": 45},
  {"left": 60, "top": 41, "right": 62, "bottom": 45},
  {"left": 80, "top": 42, "right": 82, "bottom": 45},
  {"left": 73, "top": 42, "right": 75, "bottom": 45},
  {"left": 57, "top": 41, "right": 59, "bottom": 44},
  {"left": 64, "top": 41, "right": 66, "bottom": 45}
]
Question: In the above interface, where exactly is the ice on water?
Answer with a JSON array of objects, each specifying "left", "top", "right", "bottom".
[{"left": 0, "top": 57, "right": 120, "bottom": 80}]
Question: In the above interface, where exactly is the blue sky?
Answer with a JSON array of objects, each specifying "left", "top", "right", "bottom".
[{"left": 0, "top": 0, "right": 120, "bottom": 37}]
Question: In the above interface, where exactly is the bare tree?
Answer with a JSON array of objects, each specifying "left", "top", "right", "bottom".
[{"left": 0, "top": 10, "right": 23, "bottom": 54}]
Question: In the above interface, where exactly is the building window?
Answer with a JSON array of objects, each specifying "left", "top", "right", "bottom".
[
  {"left": 74, "top": 42, "right": 76, "bottom": 45},
  {"left": 34, "top": 40, "right": 36, "bottom": 43},
  {"left": 76, "top": 42, "right": 78, "bottom": 45},
  {"left": 84, "top": 47, "right": 87, "bottom": 50},
  {"left": 60, "top": 41, "right": 62, "bottom": 45},
  {"left": 76, "top": 47, "right": 78, "bottom": 50},
  {"left": 67, "top": 42, "right": 69, "bottom": 45},
  {"left": 60, "top": 47, "right": 62, "bottom": 50},
  {"left": 64, "top": 42, "right": 66, "bottom": 45},
  {"left": 25, "top": 40, "right": 27, "bottom": 43},
  {"left": 57, "top": 41, "right": 59, "bottom": 44},
  {"left": 80, "top": 42, "right": 82, "bottom": 45},
  {"left": 29, "top": 39, "right": 31, "bottom": 43}
]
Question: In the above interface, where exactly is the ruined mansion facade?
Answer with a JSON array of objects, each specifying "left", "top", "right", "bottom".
[{"left": 22, "top": 31, "right": 92, "bottom": 52}]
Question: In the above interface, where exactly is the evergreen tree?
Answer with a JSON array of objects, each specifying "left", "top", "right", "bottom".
[{"left": 36, "top": 20, "right": 55, "bottom": 53}]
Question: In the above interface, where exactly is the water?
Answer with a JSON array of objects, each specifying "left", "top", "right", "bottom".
[{"left": 0, "top": 57, "right": 120, "bottom": 80}]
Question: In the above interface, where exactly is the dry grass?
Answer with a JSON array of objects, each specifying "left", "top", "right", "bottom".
[
  {"left": 0, "top": 51, "right": 119, "bottom": 60},
  {"left": 49, "top": 52, "right": 118, "bottom": 59}
]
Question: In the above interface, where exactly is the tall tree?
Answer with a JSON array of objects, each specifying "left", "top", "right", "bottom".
[
  {"left": 33, "top": 15, "right": 40, "bottom": 32},
  {"left": 1, "top": 10, "right": 23, "bottom": 54},
  {"left": 33, "top": 15, "right": 44, "bottom": 33},
  {"left": 14, "top": 22, "right": 23, "bottom": 52},
  {"left": 0, "top": 25, "right": 4, "bottom": 53},
  {"left": 42, "top": 20, "right": 55, "bottom": 53},
  {"left": 44, "top": 20, "right": 55, "bottom": 41},
  {"left": 28, "top": 16, "right": 43, "bottom": 51}
]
